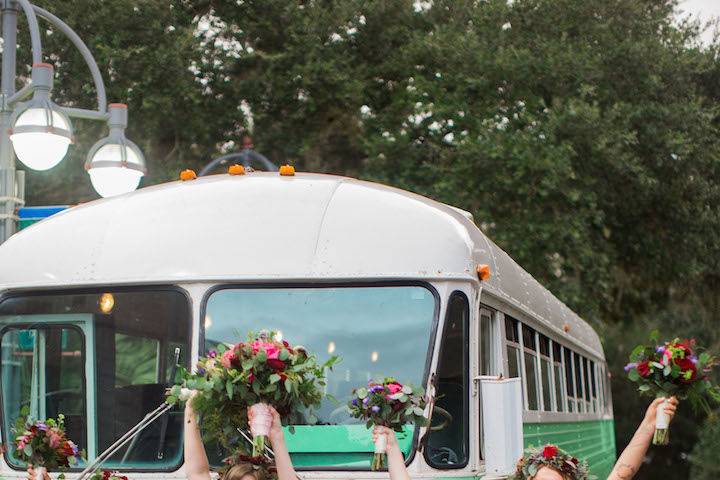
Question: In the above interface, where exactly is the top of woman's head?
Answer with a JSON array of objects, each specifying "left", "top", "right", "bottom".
[
  {"left": 222, "top": 462, "right": 269, "bottom": 480},
  {"left": 513, "top": 445, "right": 592, "bottom": 480}
]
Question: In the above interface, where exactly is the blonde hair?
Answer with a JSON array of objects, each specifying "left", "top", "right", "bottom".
[{"left": 222, "top": 463, "right": 268, "bottom": 480}]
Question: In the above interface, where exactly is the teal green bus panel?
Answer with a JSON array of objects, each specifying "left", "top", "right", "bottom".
[{"left": 524, "top": 419, "right": 616, "bottom": 479}]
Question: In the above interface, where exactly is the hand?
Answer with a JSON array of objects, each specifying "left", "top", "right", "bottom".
[
  {"left": 267, "top": 406, "right": 284, "bottom": 445},
  {"left": 373, "top": 426, "right": 399, "bottom": 453},
  {"left": 642, "top": 396, "right": 678, "bottom": 428},
  {"left": 27, "top": 466, "right": 51, "bottom": 480},
  {"left": 248, "top": 405, "right": 285, "bottom": 445}
]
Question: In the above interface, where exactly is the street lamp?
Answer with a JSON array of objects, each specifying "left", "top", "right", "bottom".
[
  {"left": 0, "top": 0, "right": 146, "bottom": 244},
  {"left": 9, "top": 63, "right": 73, "bottom": 171},
  {"left": 198, "top": 136, "right": 278, "bottom": 176}
]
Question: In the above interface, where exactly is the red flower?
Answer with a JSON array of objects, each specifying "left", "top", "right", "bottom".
[
  {"left": 675, "top": 357, "right": 697, "bottom": 383},
  {"left": 637, "top": 361, "right": 651, "bottom": 377},
  {"left": 247, "top": 372, "right": 255, "bottom": 384},
  {"left": 542, "top": 445, "right": 558, "bottom": 459},
  {"left": 267, "top": 358, "right": 285, "bottom": 370},
  {"left": 279, "top": 373, "right": 288, "bottom": 383},
  {"left": 282, "top": 340, "right": 290, "bottom": 348}
]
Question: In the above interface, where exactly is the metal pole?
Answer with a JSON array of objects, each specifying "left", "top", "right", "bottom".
[{"left": 0, "top": 0, "right": 19, "bottom": 243}]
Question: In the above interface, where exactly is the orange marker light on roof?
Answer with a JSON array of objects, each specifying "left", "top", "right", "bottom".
[
  {"left": 477, "top": 264, "right": 491, "bottom": 281},
  {"left": 279, "top": 165, "right": 295, "bottom": 176},
  {"left": 228, "top": 164, "right": 245, "bottom": 175},
  {"left": 180, "top": 169, "right": 197, "bottom": 181}
]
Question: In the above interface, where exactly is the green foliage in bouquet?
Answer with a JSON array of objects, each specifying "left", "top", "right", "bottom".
[
  {"left": 348, "top": 378, "right": 428, "bottom": 431},
  {"left": 625, "top": 332, "right": 720, "bottom": 410},
  {"left": 167, "top": 330, "right": 338, "bottom": 453},
  {"left": 12, "top": 407, "right": 83, "bottom": 470}
]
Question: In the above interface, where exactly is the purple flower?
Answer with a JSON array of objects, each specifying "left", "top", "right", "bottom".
[
  {"left": 690, "top": 355, "right": 698, "bottom": 364},
  {"left": 197, "top": 368, "right": 206, "bottom": 375},
  {"left": 362, "top": 397, "right": 369, "bottom": 405},
  {"left": 656, "top": 346, "right": 666, "bottom": 354},
  {"left": 371, "top": 406, "right": 380, "bottom": 413},
  {"left": 352, "top": 398, "right": 358, "bottom": 406},
  {"left": 208, "top": 350, "right": 217, "bottom": 358},
  {"left": 36, "top": 422, "right": 48, "bottom": 431},
  {"left": 624, "top": 362, "right": 638, "bottom": 372}
]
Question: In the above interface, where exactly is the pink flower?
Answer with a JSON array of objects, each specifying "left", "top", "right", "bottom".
[
  {"left": 221, "top": 350, "right": 235, "bottom": 369},
  {"left": 17, "top": 441, "right": 25, "bottom": 450},
  {"left": 47, "top": 431, "right": 61, "bottom": 448},
  {"left": 387, "top": 383, "right": 403, "bottom": 395},
  {"left": 264, "top": 343, "right": 280, "bottom": 360}
]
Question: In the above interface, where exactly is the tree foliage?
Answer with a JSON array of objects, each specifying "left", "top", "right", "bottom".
[{"left": 8, "top": 1, "right": 720, "bottom": 478}]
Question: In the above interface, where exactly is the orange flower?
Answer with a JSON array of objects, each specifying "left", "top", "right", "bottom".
[
  {"left": 476, "top": 264, "right": 491, "bottom": 281},
  {"left": 228, "top": 164, "right": 246, "bottom": 175},
  {"left": 180, "top": 169, "right": 197, "bottom": 181},
  {"left": 279, "top": 165, "right": 296, "bottom": 176}
]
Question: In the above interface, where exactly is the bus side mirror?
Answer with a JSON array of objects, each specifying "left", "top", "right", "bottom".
[{"left": 479, "top": 376, "right": 524, "bottom": 478}]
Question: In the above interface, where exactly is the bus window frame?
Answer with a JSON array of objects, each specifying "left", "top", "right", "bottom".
[
  {"left": 0, "top": 323, "right": 88, "bottom": 471},
  {"left": 0, "top": 285, "right": 193, "bottom": 473},
  {"left": 200, "top": 280, "right": 441, "bottom": 472}
]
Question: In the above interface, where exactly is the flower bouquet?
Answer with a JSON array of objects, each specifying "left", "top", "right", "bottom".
[
  {"left": 512, "top": 444, "right": 593, "bottom": 480},
  {"left": 88, "top": 471, "right": 129, "bottom": 480},
  {"left": 167, "top": 330, "right": 337, "bottom": 458},
  {"left": 348, "top": 378, "right": 428, "bottom": 470},
  {"left": 13, "top": 410, "right": 82, "bottom": 479},
  {"left": 625, "top": 333, "right": 720, "bottom": 445}
]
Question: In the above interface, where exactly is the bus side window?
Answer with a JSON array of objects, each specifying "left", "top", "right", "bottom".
[
  {"left": 504, "top": 317, "right": 521, "bottom": 379},
  {"left": 538, "top": 334, "right": 552, "bottom": 412},
  {"left": 479, "top": 308, "right": 495, "bottom": 376},
  {"left": 564, "top": 347, "right": 575, "bottom": 412},
  {"left": 521, "top": 325, "right": 539, "bottom": 411},
  {"left": 552, "top": 341, "right": 565, "bottom": 412},
  {"left": 425, "top": 292, "right": 469, "bottom": 469}
]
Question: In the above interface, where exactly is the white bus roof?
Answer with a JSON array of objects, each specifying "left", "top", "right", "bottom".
[{"left": 0, "top": 173, "right": 603, "bottom": 357}]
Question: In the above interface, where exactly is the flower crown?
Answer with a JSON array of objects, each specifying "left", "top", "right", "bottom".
[{"left": 513, "top": 445, "right": 594, "bottom": 480}]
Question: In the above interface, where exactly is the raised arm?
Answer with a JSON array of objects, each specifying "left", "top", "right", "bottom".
[
  {"left": 608, "top": 397, "right": 678, "bottom": 480},
  {"left": 184, "top": 399, "right": 212, "bottom": 480},
  {"left": 373, "top": 426, "right": 410, "bottom": 480},
  {"left": 265, "top": 407, "right": 298, "bottom": 480}
]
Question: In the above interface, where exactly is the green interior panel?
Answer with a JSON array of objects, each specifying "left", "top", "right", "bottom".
[{"left": 285, "top": 424, "right": 414, "bottom": 468}]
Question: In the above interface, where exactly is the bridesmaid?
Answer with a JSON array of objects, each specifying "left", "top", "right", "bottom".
[{"left": 184, "top": 399, "right": 298, "bottom": 480}]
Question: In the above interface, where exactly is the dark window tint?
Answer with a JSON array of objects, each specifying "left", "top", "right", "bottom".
[
  {"left": 426, "top": 292, "right": 469, "bottom": 468},
  {"left": 539, "top": 335, "right": 550, "bottom": 357},
  {"left": 505, "top": 317, "right": 519, "bottom": 342},
  {"left": 522, "top": 325, "right": 536, "bottom": 350}
]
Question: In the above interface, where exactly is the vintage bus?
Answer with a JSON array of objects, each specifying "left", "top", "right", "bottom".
[{"left": 0, "top": 172, "right": 615, "bottom": 479}]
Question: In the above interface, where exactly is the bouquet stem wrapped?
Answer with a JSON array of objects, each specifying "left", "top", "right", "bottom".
[
  {"left": 653, "top": 397, "right": 671, "bottom": 445},
  {"left": 372, "top": 432, "right": 387, "bottom": 470},
  {"left": 248, "top": 403, "right": 273, "bottom": 457},
  {"left": 348, "top": 378, "right": 428, "bottom": 471}
]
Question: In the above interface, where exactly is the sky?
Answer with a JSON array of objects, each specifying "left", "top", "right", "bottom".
[{"left": 679, "top": 0, "right": 720, "bottom": 44}]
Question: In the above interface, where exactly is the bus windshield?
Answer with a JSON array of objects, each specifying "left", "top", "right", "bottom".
[
  {"left": 0, "top": 289, "right": 190, "bottom": 471},
  {"left": 204, "top": 285, "right": 437, "bottom": 468}
]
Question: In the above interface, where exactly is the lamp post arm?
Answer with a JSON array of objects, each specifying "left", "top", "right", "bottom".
[
  {"left": 32, "top": 5, "right": 108, "bottom": 113},
  {"left": 15, "top": 0, "right": 42, "bottom": 64},
  {"left": 62, "top": 106, "right": 110, "bottom": 122},
  {"left": 5, "top": 83, "right": 33, "bottom": 105}
]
